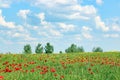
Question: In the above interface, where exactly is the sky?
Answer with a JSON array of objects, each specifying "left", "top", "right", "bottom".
[{"left": 0, "top": 0, "right": 120, "bottom": 53}]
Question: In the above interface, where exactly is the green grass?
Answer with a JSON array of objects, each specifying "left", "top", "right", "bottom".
[{"left": 0, "top": 52, "right": 120, "bottom": 80}]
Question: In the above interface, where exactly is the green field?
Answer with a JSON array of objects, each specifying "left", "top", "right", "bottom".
[{"left": 0, "top": 52, "right": 120, "bottom": 80}]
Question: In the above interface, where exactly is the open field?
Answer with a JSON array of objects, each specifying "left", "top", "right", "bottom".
[{"left": 0, "top": 52, "right": 120, "bottom": 80}]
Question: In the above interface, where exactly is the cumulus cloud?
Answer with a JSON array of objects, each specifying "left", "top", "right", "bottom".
[
  {"left": 82, "top": 26, "right": 93, "bottom": 39},
  {"left": 0, "top": 9, "right": 36, "bottom": 42},
  {"left": 95, "top": 16, "right": 109, "bottom": 32},
  {"left": 12, "top": 32, "right": 37, "bottom": 41},
  {"left": 58, "top": 23, "right": 75, "bottom": 32},
  {"left": 37, "top": 13, "right": 45, "bottom": 22},
  {"left": 28, "top": 0, "right": 97, "bottom": 20},
  {"left": 50, "top": 29, "right": 63, "bottom": 37},
  {"left": 82, "top": 26, "right": 92, "bottom": 31},
  {"left": 75, "top": 34, "right": 82, "bottom": 41},
  {"left": 30, "top": 0, "right": 77, "bottom": 7},
  {"left": 112, "top": 24, "right": 120, "bottom": 31},
  {"left": 0, "top": 10, "right": 15, "bottom": 28},
  {"left": 0, "top": 0, "right": 11, "bottom": 8},
  {"left": 104, "top": 34, "right": 119, "bottom": 38},
  {"left": 96, "top": 0, "right": 103, "bottom": 5},
  {"left": 17, "top": 10, "right": 30, "bottom": 19},
  {"left": 36, "top": 12, "right": 63, "bottom": 38}
]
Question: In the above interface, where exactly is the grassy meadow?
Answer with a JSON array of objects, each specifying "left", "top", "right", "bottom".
[{"left": 0, "top": 52, "right": 120, "bottom": 80}]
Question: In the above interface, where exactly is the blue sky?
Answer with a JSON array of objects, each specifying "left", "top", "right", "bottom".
[{"left": 0, "top": 0, "right": 120, "bottom": 53}]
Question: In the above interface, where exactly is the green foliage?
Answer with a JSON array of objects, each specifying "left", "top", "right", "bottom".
[
  {"left": 92, "top": 47, "right": 103, "bottom": 52},
  {"left": 59, "top": 51, "right": 62, "bottom": 54},
  {"left": 77, "top": 46, "right": 84, "bottom": 52},
  {"left": 24, "top": 44, "right": 32, "bottom": 54},
  {"left": 65, "top": 44, "right": 84, "bottom": 53},
  {"left": 35, "top": 43, "right": 43, "bottom": 54},
  {"left": 45, "top": 42, "right": 54, "bottom": 53}
]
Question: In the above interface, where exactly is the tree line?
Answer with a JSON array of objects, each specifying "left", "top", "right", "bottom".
[{"left": 23, "top": 42, "right": 103, "bottom": 54}]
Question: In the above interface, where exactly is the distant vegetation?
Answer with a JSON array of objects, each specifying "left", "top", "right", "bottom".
[
  {"left": 65, "top": 44, "right": 84, "bottom": 53},
  {"left": 23, "top": 43, "right": 104, "bottom": 54}
]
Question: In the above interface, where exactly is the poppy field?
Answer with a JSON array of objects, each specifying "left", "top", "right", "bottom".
[{"left": 0, "top": 52, "right": 120, "bottom": 80}]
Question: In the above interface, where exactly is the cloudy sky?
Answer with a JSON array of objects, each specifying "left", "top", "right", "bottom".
[{"left": 0, "top": 0, "right": 120, "bottom": 53}]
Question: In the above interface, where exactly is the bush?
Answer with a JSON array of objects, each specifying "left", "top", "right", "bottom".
[
  {"left": 24, "top": 44, "right": 32, "bottom": 54},
  {"left": 65, "top": 44, "right": 84, "bottom": 53},
  {"left": 59, "top": 51, "right": 62, "bottom": 54},
  {"left": 35, "top": 43, "right": 43, "bottom": 54},
  {"left": 92, "top": 47, "right": 103, "bottom": 52},
  {"left": 45, "top": 43, "right": 54, "bottom": 54}
]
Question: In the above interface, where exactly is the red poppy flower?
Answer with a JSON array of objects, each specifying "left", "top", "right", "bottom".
[
  {"left": 88, "top": 68, "right": 91, "bottom": 71},
  {"left": 54, "top": 74, "right": 57, "bottom": 77},
  {"left": 30, "top": 69, "right": 35, "bottom": 72},
  {"left": 15, "top": 67, "right": 21, "bottom": 71},
  {"left": 60, "top": 75, "right": 64, "bottom": 79},
  {"left": 0, "top": 76, "right": 4, "bottom": 80},
  {"left": 40, "top": 71, "right": 46, "bottom": 74},
  {"left": 50, "top": 68, "right": 56, "bottom": 73}
]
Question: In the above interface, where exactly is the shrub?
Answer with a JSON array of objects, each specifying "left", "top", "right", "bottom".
[
  {"left": 35, "top": 43, "right": 43, "bottom": 54},
  {"left": 92, "top": 47, "right": 103, "bottom": 52},
  {"left": 24, "top": 44, "right": 32, "bottom": 54},
  {"left": 45, "top": 43, "right": 54, "bottom": 54}
]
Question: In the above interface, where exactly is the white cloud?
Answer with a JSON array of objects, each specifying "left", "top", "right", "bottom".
[
  {"left": 96, "top": 0, "right": 103, "bottom": 5},
  {"left": 75, "top": 34, "right": 82, "bottom": 41},
  {"left": 17, "top": 10, "right": 30, "bottom": 19},
  {"left": 112, "top": 24, "right": 120, "bottom": 31},
  {"left": 0, "top": 9, "right": 37, "bottom": 42},
  {"left": 104, "top": 34, "right": 119, "bottom": 38},
  {"left": 58, "top": 23, "right": 75, "bottom": 32},
  {"left": 0, "top": 9, "right": 26, "bottom": 31},
  {"left": 82, "top": 26, "right": 93, "bottom": 39},
  {"left": 82, "top": 33, "right": 93, "bottom": 39},
  {"left": 0, "top": 10, "right": 15, "bottom": 28},
  {"left": 0, "top": 3, "right": 10, "bottom": 8},
  {"left": 82, "top": 26, "right": 92, "bottom": 31},
  {"left": 31, "top": 0, "right": 77, "bottom": 7},
  {"left": 64, "top": 12, "right": 90, "bottom": 20},
  {"left": 29, "top": 0, "right": 97, "bottom": 20},
  {"left": 54, "top": 5, "right": 97, "bottom": 20},
  {"left": 8, "top": 31, "right": 37, "bottom": 41},
  {"left": 0, "top": 0, "right": 11, "bottom": 8},
  {"left": 60, "top": 5, "right": 97, "bottom": 20},
  {"left": 95, "top": 16, "right": 109, "bottom": 32},
  {"left": 36, "top": 12, "right": 63, "bottom": 37},
  {"left": 38, "top": 32, "right": 49, "bottom": 37},
  {"left": 36, "top": 13, "right": 47, "bottom": 25},
  {"left": 37, "top": 13, "right": 45, "bottom": 21},
  {"left": 50, "top": 29, "right": 62, "bottom": 37}
]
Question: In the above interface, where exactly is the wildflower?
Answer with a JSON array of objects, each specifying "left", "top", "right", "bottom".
[
  {"left": 40, "top": 71, "right": 46, "bottom": 74},
  {"left": 30, "top": 69, "right": 35, "bottom": 72},
  {"left": 90, "top": 71, "right": 94, "bottom": 74},
  {"left": 50, "top": 68, "right": 56, "bottom": 73},
  {"left": 54, "top": 74, "right": 57, "bottom": 77},
  {"left": 15, "top": 67, "right": 21, "bottom": 71},
  {"left": 0, "top": 76, "right": 4, "bottom": 80},
  {"left": 88, "top": 68, "right": 91, "bottom": 71},
  {"left": 60, "top": 75, "right": 64, "bottom": 79}
]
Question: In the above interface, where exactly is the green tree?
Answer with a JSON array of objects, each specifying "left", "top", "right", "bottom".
[
  {"left": 24, "top": 44, "right": 32, "bottom": 54},
  {"left": 59, "top": 51, "right": 62, "bottom": 54},
  {"left": 92, "top": 47, "right": 103, "bottom": 52},
  {"left": 45, "top": 43, "right": 54, "bottom": 53},
  {"left": 65, "top": 47, "right": 71, "bottom": 53},
  {"left": 70, "top": 44, "right": 78, "bottom": 53},
  {"left": 65, "top": 44, "right": 84, "bottom": 53},
  {"left": 77, "top": 46, "right": 84, "bottom": 52},
  {"left": 35, "top": 43, "right": 43, "bottom": 54}
]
